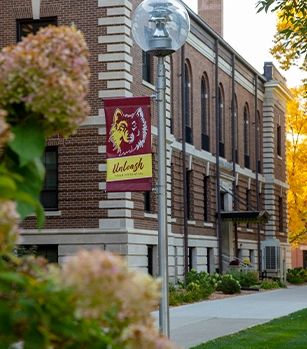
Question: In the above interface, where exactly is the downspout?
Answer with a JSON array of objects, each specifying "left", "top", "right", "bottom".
[
  {"left": 254, "top": 74, "right": 261, "bottom": 272},
  {"left": 231, "top": 53, "right": 238, "bottom": 258},
  {"left": 181, "top": 45, "right": 189, "bottom": 281},
  {"left": 215, "top": 39, "right": 222, "bottom": 273}
]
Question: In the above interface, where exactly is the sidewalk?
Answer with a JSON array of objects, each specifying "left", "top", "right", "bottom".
[{"left": 152, "top": 285, "right": 307, "bottom": 349}]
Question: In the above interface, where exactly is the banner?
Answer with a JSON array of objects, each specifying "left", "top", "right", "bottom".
[{"left": 104, "top": 96, "right": 152, "bottom": 192}]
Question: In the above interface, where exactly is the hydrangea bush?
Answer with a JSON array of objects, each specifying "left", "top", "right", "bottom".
[
  {"left": 0, "top": 26, "right": 179, "bottom": 349},
  {"left": 0, "top": 26, "right": 90, "bottom": 137}
]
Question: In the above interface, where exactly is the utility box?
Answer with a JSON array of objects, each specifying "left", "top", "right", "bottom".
[{"left": 261, "top": 237, "right": 285, "bottom": 279}]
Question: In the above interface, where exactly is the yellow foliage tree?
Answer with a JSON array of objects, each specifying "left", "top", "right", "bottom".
[
  {"left": 287, "top": 86, "right": 307, "bottom": 247},
  {"left": 257, "top": 1, "right": 307, "bottom": 77},
  {"left": 270, "top": 12, "right": 301, "bottom": 72}
]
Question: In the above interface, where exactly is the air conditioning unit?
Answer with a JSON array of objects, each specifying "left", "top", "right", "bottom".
[{"left": 261, "top": 237, "right": 282, "bottom": 278}]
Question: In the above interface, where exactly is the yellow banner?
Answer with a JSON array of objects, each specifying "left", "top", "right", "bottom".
[{"left": 107, "top": 154, "right": 152, "bottom": 182}]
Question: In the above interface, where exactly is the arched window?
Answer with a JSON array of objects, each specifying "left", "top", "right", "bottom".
[
  {"left": 184, "top": 63, "right": 192, "bottom": 144},
  {"left": 201, "top": 75, "right": 209, "bottom": 151},
  {"left": 244, "top": 104, "right": 250, "bottom": 168},
  {"left": 232, "top": 95, "right": 238, "bottom": 163},
  {"left": 257, "top": 111, "right": 262, "bottom": 173},
  {"left": 218, "top": 85, "right": 225, "bottom": 157}
]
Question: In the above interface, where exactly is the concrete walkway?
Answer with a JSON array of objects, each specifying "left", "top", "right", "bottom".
[{"left": 152, "top": 285, "right": 307, "bottom": 348}]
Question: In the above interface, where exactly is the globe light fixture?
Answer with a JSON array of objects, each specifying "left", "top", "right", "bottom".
[
  {"left": 132, "top": 0, "right": 190, "bottom": 337},
  {"left": 132, "top": 0, "right": 190, "bottom": 56}
]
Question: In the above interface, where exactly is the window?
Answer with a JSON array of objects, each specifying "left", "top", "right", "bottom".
[
  {"left": 207, "top": 248, "right": 213, "bottom": 274},
  {"left": 186, "top": 170, "right": 191, "bottom": 220},
  {"left": 147, "top": 245, "right": 153, "bottom": 275},
  {"left": 17, "top": 244, "right": 58, "bottom": 263},
  {"left": 246, "top": 188, "right": 251, "bottom": 228},
  {"left": 218, "top": 86, "right": 224, "bottom": 157},
  {"left": 201, "top": 76, "right": 210, "bottom": 151},
  {"left": 144, "top": 191, "right": 151, "bottom": 213},
  {"left": 203, "top": 175, "right": 209, "bottom": 222},
  {"left": 232, "top": 95, "right": 238, "bottom": 163},
  {"left": 147, "top": 245, "right": 157, "bottom": 275},
  {"left": 244, "top": 105, "right": 250, "bottom": 168},
  {"left": 277, "top": 124, "right": 282, "bottom": 157},
  {"left": 142, "top": 50, "right": 153, "bottom": 84},
  {"left": 279, "top": 196, "right": 283, "bottom": 232},
  {"left": 257, "top": 112, "right": 262, "bottom": 173},
  {"left": 40, "top": 147, "right": 58, "bottom": 210},
  {"left": 184, "top": 64, "right": 192, "bottom": 144},
  {"left": 36, "top": 244, "right": 58, "bottom": 263},
  {"left": 17, "top": 17, "right": 57, "bottom": 41}
]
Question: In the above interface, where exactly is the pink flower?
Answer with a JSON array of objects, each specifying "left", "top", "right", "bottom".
[
  {"left": 0, "top": 200, "right": 21, "bottom": 252},
  {"left": 61, "top": 249, "right": 160, "bottom": 327},
  {"left": 60, "top": 249, "right": 181, "bottom": 348},
  {"left": 0, "top": 26, "right": 90, "bottom": 137},
  {"left": 0, "top": 109, "right": 13, "bottom": 147}
]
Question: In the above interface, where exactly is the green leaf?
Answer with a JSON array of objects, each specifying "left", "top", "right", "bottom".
[
  {"left": 0, "top": 175, "right": 17, "bottom": 197},
  {"left": 0, "top": 271, "right": 26, "bottom": 285},
  {"left": 14, "top": 192, "right": 45, "bottom": 228},
  {"left": 8, "top": 121, "right": 46, "bottom": 167},
  {"left": 35, "top": 201, "right": 45, "bottom": 229},
  {"left": 24, "top": 326, "right": 47, "bottom": 349},
  {"left": 16, "top": 198, "right": 36, "bottom": 220},
  {"left": 14, "top": 159, "right": 45, "bottom": 200}
]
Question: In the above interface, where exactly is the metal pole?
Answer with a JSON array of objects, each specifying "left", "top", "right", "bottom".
[
  {"left": 231, "top": 53, "right": 239, "bottom": 259},
  {"left": 254, "top": 74, "right": 262, "bottom": 273},
  {"left": 157, "top": 55, "right": 170, "bottom": 337},
  {"left": 181, "top": 45, "right": 189, "bottom": 282},
  {"left": 215, "top": 39, "right": 222, "bottom": 274}
]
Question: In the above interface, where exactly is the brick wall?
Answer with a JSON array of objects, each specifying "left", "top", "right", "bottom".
[
  {"left": 198, "top": 0, "right": 223, "bottom": 36},
  {"left": 22, "top": 129, "right": 104, "bottom": 229}
]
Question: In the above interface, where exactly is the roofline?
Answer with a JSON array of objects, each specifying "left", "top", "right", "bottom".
[{"left": 185, "top": 5, "right": 268, "bottom": 84}]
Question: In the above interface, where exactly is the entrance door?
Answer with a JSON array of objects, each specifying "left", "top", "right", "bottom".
[{"left": 220, "top": 191, "right": 233, "bottom": 271}]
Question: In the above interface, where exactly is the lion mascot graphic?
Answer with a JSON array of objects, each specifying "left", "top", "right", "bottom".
[{"left": 109, "top": 107, "right": 148, "bottom": 156}]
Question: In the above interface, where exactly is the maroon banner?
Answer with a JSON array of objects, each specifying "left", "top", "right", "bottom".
[{"left": 104, "top": 96, "right": 152, "bottom": 192}]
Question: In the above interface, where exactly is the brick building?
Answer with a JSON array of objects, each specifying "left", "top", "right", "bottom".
[{"left": 1, "top": 0, "right": 292, "bottom": 279}]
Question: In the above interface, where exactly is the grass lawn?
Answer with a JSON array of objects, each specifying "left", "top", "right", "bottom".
[{"left": 190, "top": 308, "right": 307, "bottom": 349}]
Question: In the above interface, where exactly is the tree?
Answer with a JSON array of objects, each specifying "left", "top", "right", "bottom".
[
  {"left": 286, "top": 85, "right": 307, "bottom": 247},
  {"left": 257, "top": 0, "right": 307, "bottom": 83}
]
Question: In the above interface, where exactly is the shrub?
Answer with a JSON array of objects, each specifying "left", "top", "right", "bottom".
[
  {"left": 171, "top": 269, "right": 218, "bottom": 306},
  {"left": 169, "top": 288, "right": 185, "bottom": 306},
  {"left": 230, "top": 269, "right": 259, "bottom": 288},
  {"left": 216, "top": 275, "right": 241, "bottom": 294},
  {"left": 169, "top": 285, "right": 213, "bottom": 306},
  {"left": 184, "top": 269, "right": 221, "bottom": 291},
  {"left": 286, "top": 268, "right": 307, "bottom": 285},
  {"left": 274, "top": 278, "right": 287, "bottom": 288},
  {"left": 260, "top": 279, "right": 281, "bottom": 289}
]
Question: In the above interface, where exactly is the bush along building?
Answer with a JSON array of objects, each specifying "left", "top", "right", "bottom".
[{"left": 1, "top": 0, "right": 292, "bottom": 280}]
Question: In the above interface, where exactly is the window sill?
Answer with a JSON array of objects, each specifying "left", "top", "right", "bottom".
[
  {"left": 204, "top": 222, "right": 214, "bottom": 228},
  {"left": 144, "top": 212, "right": 157, "bottom": 219},
  {"left": 29, "top": 210, "right": 62, "bottom": 217},
  {"left": 188, "top": 220, "right": 196, "bottom": 226},
  {"left": 142, "top": 80, "right": 155, "bottom": 91}
]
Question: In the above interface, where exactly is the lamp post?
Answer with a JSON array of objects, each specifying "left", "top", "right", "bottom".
[{"left": 132, "top": 0, "right": 190, "bottom": 337}]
